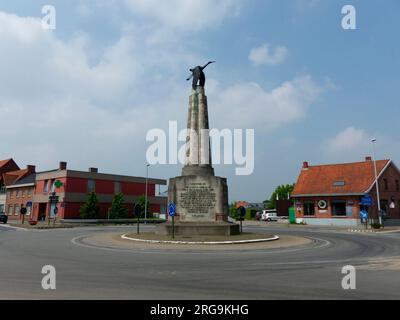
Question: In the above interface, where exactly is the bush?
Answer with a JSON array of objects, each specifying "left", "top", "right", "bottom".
[
  {"left": 80, "top": 192, "right": 100, "bottom": 219},
  {"left": 245, "top": 209, "right": 257, "bottom": 221},
  {"left": 109, "top": 193, "right": 128, "bottom": 219}
]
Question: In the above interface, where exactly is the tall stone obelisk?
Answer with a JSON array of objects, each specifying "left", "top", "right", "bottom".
[{"left": 157, "top": 64, "right": 239, "bottom": 236}]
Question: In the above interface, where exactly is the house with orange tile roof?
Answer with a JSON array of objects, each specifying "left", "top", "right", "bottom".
[
  {"left": 291, "top": 157, "right": 400, "bottom": 226},
  {"left": 0, "top": 159, "right": 20, "bottom": 213}
]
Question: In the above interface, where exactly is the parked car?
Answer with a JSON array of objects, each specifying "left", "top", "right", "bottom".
[
  {"left": 0, "top": 212, "right": 8, "bottom": 224},
  {"left": 261, "top": 210, "right": 278, "bottom": 222}
]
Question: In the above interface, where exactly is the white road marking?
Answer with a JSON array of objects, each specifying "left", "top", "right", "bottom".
[{"left": 121, "top": 234, "right": 279, "bottom": 245}]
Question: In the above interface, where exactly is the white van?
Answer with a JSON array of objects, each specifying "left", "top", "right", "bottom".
[{"left": 261, "top": 210, "right": 278, "bottom": 222}]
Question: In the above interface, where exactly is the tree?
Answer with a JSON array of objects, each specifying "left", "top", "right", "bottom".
[
  {"left": 229, "top": 202, "right": 239, "bottom": 220},
  {"left": 80, "top": 192, "right": 100, "bottom": 219},
  {"left": 265, "top": 184, "right": 295, "bottom": 210},
  {"left": 136, "top": 195, "right": 151, "bottom": 219},
  {"left": 109, "top": 193, "right": 128, "bottom": 219}
]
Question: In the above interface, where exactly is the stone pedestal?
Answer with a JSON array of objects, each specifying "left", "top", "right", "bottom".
[
  {"left": 168, "top": 175, "right": 228, "bottom": 223},
  {"left": 157, "top": 86, "right": 238, "bottom": 236}
]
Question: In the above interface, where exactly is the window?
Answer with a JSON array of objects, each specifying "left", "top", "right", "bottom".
[
  {"left": 384, "top": 179, "right": 388, "bottom": 191},
  {"left": 50, "top": 180, "right": 56, "bottom": 192},
  {"left": 14, "top": 204, "right": 19, "bottom": 216},
  {"left": 21, "top": 190, "right": 25, "bottom": 198},
  {"left": 43, "top": 180, "right": 49, "bottom": 193},
  {"left": 27, "top": 205, "right": 31, "bottom": 216},
  {"left": 8, "top": 205, "right": 12, "bottom": 215},
  {"left": 304, "top": 202, "right": 315, "bottom": 216},
  {"left": 87, "top": 180, "right": 96, "bottom": 193},
  {"left": 28, "top": 189, "right": 32, "bottom": 197},
  {"left": 332, "top": 200, "right": 346, "bottom": 216},
  {"left": 0, "top": 204, "right": 4, "bottom": 213},
  {"left": 114, "top": 182, "right": 121, "bottom": 194},
  {"left": 16, "top": 190, "right": 20, "bottom": 198},
  {"left": 333, "top": 181, "right": 345, "bottom": 187},
  {"left": 8, "top": 191, "right": 13, "bottom": 199}
]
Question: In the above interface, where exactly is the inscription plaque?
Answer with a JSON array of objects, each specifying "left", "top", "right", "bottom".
[{"left": 178, "top": 182, "right": 217, "bottom": 221}]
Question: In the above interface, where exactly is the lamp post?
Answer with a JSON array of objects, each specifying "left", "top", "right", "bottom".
[
  {"left": 371, "top": 138, "right": 382, "bottom": 225},
  {"left": 144, "top": 164, "right": 150, "bottom": 225}
]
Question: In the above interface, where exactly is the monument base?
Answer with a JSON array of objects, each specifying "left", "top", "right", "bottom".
[{"left": 156, "top": 222, "right": 240, "bottom": 236}]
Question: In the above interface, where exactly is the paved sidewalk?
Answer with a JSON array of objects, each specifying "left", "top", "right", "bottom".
[{"left": 240, "top": 220, "right": 400, "bottom": 233}]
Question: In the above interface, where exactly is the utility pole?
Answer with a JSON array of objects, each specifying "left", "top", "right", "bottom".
[
  {"left": 144, "top": 164, "right": 150, "bottom": 225},
  {"left": 371, "top": 138, "right": 382, "bottom": 225}
]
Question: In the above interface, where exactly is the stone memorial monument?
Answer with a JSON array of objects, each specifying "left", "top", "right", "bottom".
[{"left": 157, "top": 62, "right": 239, "bottom": 236}]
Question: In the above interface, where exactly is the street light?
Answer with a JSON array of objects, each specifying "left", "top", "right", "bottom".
[
  {"left": 371, "top": 138, "right": 382, "bottom": 225},
  {"left": 144, "top": 164, "right": 150, "bottom": 225}
]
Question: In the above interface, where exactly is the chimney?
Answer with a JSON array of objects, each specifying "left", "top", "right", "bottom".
[
  {"left": 27, "top": 165, "right": 36, "bottom": 173},
  {"left": 59, "top": 161, "right": 67, "bottom": 170},
  {"left": 89, "top": 167, "right": 98, "bottom": 173},
  {"left": 365, "top": 156, "right": 372, "bottom": 161},
  {"left": 303, "top": 161, "right": 309, "bottom": 170}
]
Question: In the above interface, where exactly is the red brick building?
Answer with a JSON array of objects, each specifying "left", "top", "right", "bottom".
[
  {"left": 31, "top": 162, "right": 167, "bottom": 221},
  {"left": 292, "top": 157, "right": 400, "bottom": 226},
  {"left": 3, "top": 161, "right": 167, "bottom": 221},
  {"left": 0, "top": 159, "right": 20, "bottom": 213},
  {"left": 3, "top": 165, "right": 36, "bottom": 220}
]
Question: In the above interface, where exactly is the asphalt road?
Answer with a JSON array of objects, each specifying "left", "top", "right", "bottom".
[{"left": 1, "top": 223, "right": 400, "bottom": 300}]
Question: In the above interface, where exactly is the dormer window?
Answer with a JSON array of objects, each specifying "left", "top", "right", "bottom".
[{"left": 333, "top": 181, "right": 345, "bottom": 187}]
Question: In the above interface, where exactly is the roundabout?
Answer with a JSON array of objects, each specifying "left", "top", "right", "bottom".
[
  {"left": 71, "top": 230, "right": 314, "bottom": 252},
  {"left": 2, "top": 224, "right": 400, "bottom": 299}
]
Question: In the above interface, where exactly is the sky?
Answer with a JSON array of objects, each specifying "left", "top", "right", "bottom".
[{"left": 0, "top": 0, "right": 399, "bottom": 202}]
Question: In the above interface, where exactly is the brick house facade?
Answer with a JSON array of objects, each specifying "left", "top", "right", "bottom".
[
  {"left": 292, "top": 157, "right": 400, "bottom": 226},
  {"left": 32, "top": 162, "right": 167, "bottom": 221}
]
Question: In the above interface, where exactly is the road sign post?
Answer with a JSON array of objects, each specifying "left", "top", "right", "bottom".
[
  {"left": 134, "top": 204, "right": 141, "bottom": 234},
  {"left": 168, "top": 202, "right": 176, "bottom": 239},
  {"left": 20, "top": 206, "right": 27, "bottom": 225},
  {"left": 53, "top": 206, "right": 58, "bottom": 227},
  {"left": 48, "top": 192, "right": 59, "bottom": 227},
  {"left": 360, "top": 210, "right": 368, "bottom": 230},
  {"left": 237, "top": 206, "right": 246, "bottom": 233}
]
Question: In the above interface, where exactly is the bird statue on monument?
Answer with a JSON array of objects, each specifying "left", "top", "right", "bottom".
[{"left": 186, "top": 61, "right": 215, "bottom": 90}]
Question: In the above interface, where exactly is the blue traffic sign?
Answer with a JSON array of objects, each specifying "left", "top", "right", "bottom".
[
  {"left": 26, "top": 201, "right": 33, "bottom": 207},
  {"left": 168, "top": 202, "right": 176, "bottom": 217},
  {"left": 360, "top": 210, "right": 368, "bottom": 220},
  {"left": 360, "top": 194, "right": 373, "bottom": 206}
]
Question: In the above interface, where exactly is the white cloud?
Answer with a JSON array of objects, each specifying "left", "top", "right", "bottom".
[
  {"left": 0, "top": 8, "right": 330, "bottom": 202},
  {"left": 321, "top": 127, "right": 400, "bottom": 164},
  {"left": 324, "top": 127, "right": 368, "bottom": 154},
  {"left": 123, "top": 0, "right": 241, "bottom": 31},
  {"left": 0, "top": 11, "right": 185, "bottom": 173},
  {"left": 249, "top": 44, "right": 288, "bottom": 66},
  {"left": 210, "top": 75, "right": 324, "bottom": 130}
]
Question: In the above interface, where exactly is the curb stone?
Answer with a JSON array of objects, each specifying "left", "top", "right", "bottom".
[{"left": 121, "top": 234, "right": 279, "bottom": 245}]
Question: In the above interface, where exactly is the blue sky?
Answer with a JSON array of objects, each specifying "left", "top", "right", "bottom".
[{"left": 0, "top": 0, "right": 399, "bottom": 202}]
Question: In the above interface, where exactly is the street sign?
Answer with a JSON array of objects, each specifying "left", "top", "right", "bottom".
[
  {"left": 134, "top": 205, "right": 141, "bottom": 217},
  {"left": 237, "top": 206, "right": 246, "bottom": 217},
  {"left": 168, "top": 202, "right": 176, "bottom": 217},
  {"left": 49, "top": 192, "right": 59, "bottom": 203},
  {"left": 360, "top": 210, "right": 368, "bottom": 220},
  {"left": 360, "top": 194, "right": 373, "bottom": 206},
  {"left": 26, "top": 201, "right": 33, "bottom": 207}
]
